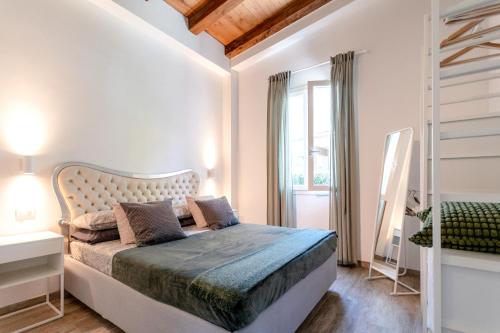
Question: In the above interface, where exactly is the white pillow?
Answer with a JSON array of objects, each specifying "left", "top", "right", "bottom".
[
  {"left": 173, "top": 203, "right": 190, "bottom": 218},
  {"left": 186, "top": 195, "right": 214, "bottom": 228},
  {"left": 72, "top": 210, "right": 117, "bottom": 230}
]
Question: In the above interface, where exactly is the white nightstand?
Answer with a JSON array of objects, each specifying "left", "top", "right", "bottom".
[{"left": 0, "top": 231, "right": 64, "bottom": 332}]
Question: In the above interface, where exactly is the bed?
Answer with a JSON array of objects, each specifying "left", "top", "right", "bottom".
[{"left": 53, "top": 162, "right": 337, "bottom": 333}]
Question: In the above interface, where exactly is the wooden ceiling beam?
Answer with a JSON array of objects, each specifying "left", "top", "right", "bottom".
[
  {"left": 163, "top": 0, "right": 193, "bottom": 16},
  {"left": 188, "top": 0, "right": 246, "bottom": 35},
  {"left": 225, "top": 0, "right": 331, "bottom": 58}
]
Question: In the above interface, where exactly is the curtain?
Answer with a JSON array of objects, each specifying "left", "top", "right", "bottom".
[
  {"left": 267, "top": 71, "right": 295, "bottom": 228},
  {"left": 330, "top": 52, "right": 356, "bottom": 265}
]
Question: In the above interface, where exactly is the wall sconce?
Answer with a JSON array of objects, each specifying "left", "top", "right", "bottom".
[
  {"left": 20, "top": 156, "right": 34, "bottom": 175},
  {"left": 207, "top": 168, "right": 215, "bottom": 179},
  {"left": 15, "top": 156, "right": 37, "bottom": 222},
  {"left": 203, "top": 138, "right": 216, "bottom": 195}
]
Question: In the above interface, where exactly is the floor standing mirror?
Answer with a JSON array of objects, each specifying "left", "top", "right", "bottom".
[{"left": 368, "top": 127, "right": 419, "bottom": 296}]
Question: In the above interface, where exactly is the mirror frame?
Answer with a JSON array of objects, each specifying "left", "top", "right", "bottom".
[{"left": 367, "top": 127, "right": 419, "bottom": 296}]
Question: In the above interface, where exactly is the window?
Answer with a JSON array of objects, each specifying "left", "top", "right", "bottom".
[{"left": 289, "top": 81, "right": 331, "bottom": 191}]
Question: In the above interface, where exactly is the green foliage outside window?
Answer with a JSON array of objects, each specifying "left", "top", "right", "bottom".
[{"left": 293, "top": 173, "right": 329, "bottom": 186}]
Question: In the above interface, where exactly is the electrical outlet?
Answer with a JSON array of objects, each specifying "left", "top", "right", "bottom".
[{"left": 15, "top": 209, "right": 36, "bottom": 222}]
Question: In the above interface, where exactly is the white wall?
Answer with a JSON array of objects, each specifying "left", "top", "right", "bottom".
[
  {"left": 295, "top": 192, "right": 329, "bottom": 230},
  {"left": 0, "top": 0, "right": 227, "bottom": 304},
  {"left": 103, "top": 0, "right": 230, "bottom": 73},
  {"left": 236, "top": 0, "right": 429, "bottom": 265}
]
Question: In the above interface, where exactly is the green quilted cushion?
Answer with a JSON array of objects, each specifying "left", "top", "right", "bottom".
[{"left": 409, "top": 202, "right": 500, "bottom": 255}]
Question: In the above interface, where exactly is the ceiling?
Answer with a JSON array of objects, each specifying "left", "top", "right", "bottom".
[{"left": 163, "top": 0, "right": 333, "bottom": 58}]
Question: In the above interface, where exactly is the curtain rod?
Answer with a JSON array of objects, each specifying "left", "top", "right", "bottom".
[{"left": 291, "top": 49, "right": 369, "bottom": 75}]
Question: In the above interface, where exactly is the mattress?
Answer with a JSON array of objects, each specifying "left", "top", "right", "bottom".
[{"left": 70, "top": 226, "right": 209, "bottom": 275}]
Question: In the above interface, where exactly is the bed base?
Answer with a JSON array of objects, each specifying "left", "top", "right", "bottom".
[{"left": 64, "top": 252, "right": 337, "bottom": 333}]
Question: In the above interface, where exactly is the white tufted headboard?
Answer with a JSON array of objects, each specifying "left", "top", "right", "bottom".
[{"left": 52, "top": 162, "right": 200, "bottom": 226}]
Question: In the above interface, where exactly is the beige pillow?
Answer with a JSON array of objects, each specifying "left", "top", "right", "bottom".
[
  {"left": 186, "top": 195, "right": 214, "bottom": 228},
  {"left": 72, "top": 210, "right": 116, "bottom": 230},
  {"left": 113, "top": 204, "right": 136, "bottom": 245}
]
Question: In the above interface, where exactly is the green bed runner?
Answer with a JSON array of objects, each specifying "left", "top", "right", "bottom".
[
  {"left": 409, "top": 201, "right": 500, "bottom": 254},
  {"left": 112, "top": 224, "right": 337, "bottom": 331}
]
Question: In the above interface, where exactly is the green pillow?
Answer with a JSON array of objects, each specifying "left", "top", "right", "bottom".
[{"left": 409, "top": 202, "right": 500, "bottom": 255}]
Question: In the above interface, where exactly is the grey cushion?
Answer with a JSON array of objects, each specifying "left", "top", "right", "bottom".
[
  {"left": 120, "top": 200, "right": 187, "bottom": 247},
  {"left": 71, "top": 228, "right": 120, "bottom": 244},
  {"left": 178, "top": 215, "right": 196, "bottom": 227},
  {"left": 195, "top": 196, "right": 239, "bottom": 230}
]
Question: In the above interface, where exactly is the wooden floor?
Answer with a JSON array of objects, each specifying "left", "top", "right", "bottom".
[
  {"left": 0, "top": 266, "right": 421, "bottom": 333},
  {"left": 296, "top": 267, "right": 421, "bottom": 333}
]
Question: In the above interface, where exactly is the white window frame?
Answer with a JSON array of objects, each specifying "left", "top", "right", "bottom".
[
  {"left": 289, "top": 81, "right": 331, "bottom": 192},
  {"left": 289, "top": 86, "right": 308, "bottom": 191},
  {"left": 307, "top": 80, "right": 331, "bottom": 191}
]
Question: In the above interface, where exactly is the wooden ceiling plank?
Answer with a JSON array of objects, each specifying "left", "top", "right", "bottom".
[
  {"left": 208, "top": 17, "right": 246, "bottom": 45},
  {"left": 188, "top": 0, "right": 246, "bottom": 35},
  {"left": 239, "top": 2, "right": 263, "bottom": 26},
  {"left": 225, "top": 0, "right": 331, "bottom": 58}
]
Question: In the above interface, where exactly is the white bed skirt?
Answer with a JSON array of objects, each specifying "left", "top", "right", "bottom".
[{"left": 64, "top": 252, "right": 337, "bottom": 333}]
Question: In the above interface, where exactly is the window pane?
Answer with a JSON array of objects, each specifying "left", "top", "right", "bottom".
[
  {"left": 313, "top": 154, "right": 330, "bottom": 185},
  {"left": 289, "top": 91, "right": 307, "bottom": 186},
  {"left": 312, "top": 85, "right": 331, "bottom": 186}
]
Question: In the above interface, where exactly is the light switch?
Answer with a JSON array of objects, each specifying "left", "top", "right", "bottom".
[{"left": 15, "top": 209, "right": 36, "bottom": 222}]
